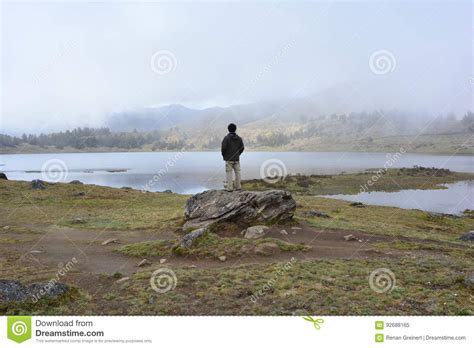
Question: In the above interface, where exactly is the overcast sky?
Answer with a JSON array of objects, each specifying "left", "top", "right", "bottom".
[{"left": 1, "top": 0, "right": 472, "bottom": 134}]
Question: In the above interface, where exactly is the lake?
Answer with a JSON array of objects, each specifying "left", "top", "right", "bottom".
[{"left": 1, "top": 151, "right": 473, "bottom": 214}]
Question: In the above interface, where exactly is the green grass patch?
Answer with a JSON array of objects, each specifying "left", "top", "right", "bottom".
[
  {"left": 118, "top": 233, "right": 309, "bottom": 259},
  {"left": 242, "top": 167, "right": 474, "bottom": 195}
]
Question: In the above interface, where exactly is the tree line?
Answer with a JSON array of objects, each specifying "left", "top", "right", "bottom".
[{"left": 0, "top": 127, "right": 183, "bottom": 150}]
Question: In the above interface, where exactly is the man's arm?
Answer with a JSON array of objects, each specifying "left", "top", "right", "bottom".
[
  {"left": 221, "top": 136, "right": 228, "bottom": 158},
  {"left": 239, "top": 138, "right": 245, "bottom": 154}
]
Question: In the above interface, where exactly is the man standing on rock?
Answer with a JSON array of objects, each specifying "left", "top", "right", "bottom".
[{"left": 221, "top": 123, "right": 245, "bottom": 191}]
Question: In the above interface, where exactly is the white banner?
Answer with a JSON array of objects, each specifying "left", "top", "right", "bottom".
[{"left": 0, "top": 316, "right": 472, "bottom": 347}]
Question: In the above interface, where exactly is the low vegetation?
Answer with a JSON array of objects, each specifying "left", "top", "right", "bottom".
[
  {"left": 0, "top": 168, "right": 473, "bottom": 315},
  {"left": 243, "top": 167, "right": 474, "bottom": 195},
  {"left": 118, "top": 233, "right": 309, "bottom": 258}
]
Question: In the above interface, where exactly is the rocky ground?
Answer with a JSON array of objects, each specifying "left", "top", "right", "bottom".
[{"left": 0, "top": 169, "right": 473, "bottom": 315}]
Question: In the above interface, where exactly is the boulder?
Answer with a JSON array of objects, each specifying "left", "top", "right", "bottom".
[
  {"left": 29, "top": 282, "right": 69, "bottom": 300},
  {"left": 242, "top": 225, "right": 269, "bottom": 239},
  {"left": 0, "top": 172, "right": 7, "bottom": 180},
  {"left": 0, "top": 279, "right": 69, "bottom": 303},
  {"left": 69, "top": 180, "right": 83, "bottom": 185},
  {"left": 179, "top": 227, "right": 208, "bottom": 248},
  {"left": 459, "top": 231, "right": 474, "bottom": 242},
  {"left": 32, "top": 179, "right": 47, "bottom": 190},
  {"left": 183, "top": 190, "right": 296, "bottom": 229}
]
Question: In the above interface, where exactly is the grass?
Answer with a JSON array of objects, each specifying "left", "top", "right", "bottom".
[
  {"left": 117, "top": 232, "right": 309, "bottom": 258},
  {"left": 120, "top": 257, "right": 473, "bottom": 315},
  {"left": 242, "top": 167, "right": 474, "bottom": 195},
  {"left": 0, "top": 180, "right": 188, "bottom": 230},
  {"left": 1, "top": 172, "right": 473, "bottom": 316},
  {"left": 7, "top": 256, "right": 468, "bottom": 316},
  {"left": 294, "top": 195, "right": 474, "bottom": 243}
]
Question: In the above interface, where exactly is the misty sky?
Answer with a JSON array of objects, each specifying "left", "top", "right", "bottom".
[{"left": 1, "top": 0, "right": 472, "bottom": 134}]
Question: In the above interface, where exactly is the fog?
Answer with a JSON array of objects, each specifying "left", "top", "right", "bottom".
[{"left": 1, "top": 0, "right": 472, "bottom": 135}]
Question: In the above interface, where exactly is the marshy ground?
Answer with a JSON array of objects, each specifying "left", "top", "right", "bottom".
[{"left": 0, "top": 167, "right": 473, "bottom": 315}]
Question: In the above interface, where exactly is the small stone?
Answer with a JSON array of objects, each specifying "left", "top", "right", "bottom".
[
  {"left": 350, "top": 202, "right": 365, "bottom": 207},
  {"left": 115, "top": 277, "right": 130, "bottom": 284},
  {"left": 102, "top": 238, "right": 118, "bottom": 246},
  {"left": 280, "top": 229, "right": 288, "bottom": 235},
  {"left": 254, "top": 242, "right": 280, "bottom": 256},
  {"left": 242, "top": 225, "right": 269, "bottom": 239},
  {"left": 218, "top": 256, "right": 226, "bottom": 262},
  {"left": 344, "top": 234, "right": 357, "bottom": 241},
  {"left": 137, "top": 259, "right": 151, "bottom": 267},
  {"left": 30, "top": 250, "right": 43, "bottom": 254},
  {"left": 73, "top": 191, "right": 86, "bottom": 197},
  {"left": 459, "top": 231, "right": 474, "bottom": 242},
  {"left": 3, "top": 226, "right": 10, "bottom": 230},
  {"left": 159, "top": 258, "right": 167, "bottom": 264},
  {"left": 189, "top": 264, "right": 197, "bottom": 268},
  {"left": 291, "top": 227, "right": 302, "bottom": 230},
  {"left": 72, "top": 217, "right": 86, "bottom": 224},
  {"left": 464, "top": 274, "right": 474, "bottom": 287},
  {"left": 69, "top": 180, "right": 83, "bottom": 184},
  {"left": 304, "top": 210, "right": 330, "bottom": 218},
  {"left": 31, "top": 179, "right": 47, "bottom": 190}
]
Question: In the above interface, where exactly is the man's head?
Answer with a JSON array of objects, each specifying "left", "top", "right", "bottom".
[{"left": 227, "top": 123, "right": 237, "bottom": 133}]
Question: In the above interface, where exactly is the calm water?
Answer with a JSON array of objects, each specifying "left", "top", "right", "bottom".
[
  {"left": 1, "top": 151, "right": 473, "bottom": 214},
  {"left": 324, "top": 181, "right": 473, "bottom": 215}
]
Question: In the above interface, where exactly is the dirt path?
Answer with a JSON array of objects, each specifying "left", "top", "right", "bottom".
[{"left": 1, "top": 222, "right": 455, "bottom": 279}]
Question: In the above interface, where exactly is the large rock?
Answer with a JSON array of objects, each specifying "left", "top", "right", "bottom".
[
  {"left": 0, "top": 280, "right": 69, "bottom": 303},
  {"left": 183, "top": 190, "right": 296, "bottom": 229}
]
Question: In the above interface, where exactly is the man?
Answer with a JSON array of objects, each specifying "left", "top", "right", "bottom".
[{"left": 221, "top": 123, "right": 245, "bottom": 191}]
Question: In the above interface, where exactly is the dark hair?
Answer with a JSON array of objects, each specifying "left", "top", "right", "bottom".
[{"left": 227, "top": 123, "right": 237, "bottom": 132}]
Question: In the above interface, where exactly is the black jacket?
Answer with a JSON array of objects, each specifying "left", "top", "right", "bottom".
[{"left": 221, "top": 132, "right": 244, "bottom": 161}]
